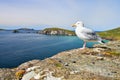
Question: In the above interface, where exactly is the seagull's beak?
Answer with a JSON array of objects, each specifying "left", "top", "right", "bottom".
[{"left": 72, "top": 24, "right": 76, "bottom": 27}]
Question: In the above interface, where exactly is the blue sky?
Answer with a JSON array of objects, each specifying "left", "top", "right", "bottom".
[{"left": 0, "top": 0, "right": 120, "bottom": 30}]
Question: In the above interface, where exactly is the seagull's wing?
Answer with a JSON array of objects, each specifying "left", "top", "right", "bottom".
[{"left": 81, "top": 27, "right": 101, "bottom": 40}]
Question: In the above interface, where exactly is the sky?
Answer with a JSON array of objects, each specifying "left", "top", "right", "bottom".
[{"left": 0, "top": 0, "right": 120, "bottom": 30}]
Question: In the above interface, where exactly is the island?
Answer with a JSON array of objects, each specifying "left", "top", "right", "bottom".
[
  {"left": 38, "top": 27, "right": 76, "bottom": 36},
  {"left": 0, "top": 29, "right": 4, "bottom": 31},
  {"left": 13, "top": 28, "right": 38, "bottom": 33}
]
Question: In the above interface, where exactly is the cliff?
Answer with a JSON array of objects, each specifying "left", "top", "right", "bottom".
[
  {"left": 39, "top": 28, "right": 76, "bottom": 36},
  {"left": 0, "top": 41, "right": 120, "bottom": 80}
]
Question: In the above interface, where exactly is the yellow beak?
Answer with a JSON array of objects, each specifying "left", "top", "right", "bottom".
[{"left": 72, "top": 24, "right": 76, "bottom": 27}]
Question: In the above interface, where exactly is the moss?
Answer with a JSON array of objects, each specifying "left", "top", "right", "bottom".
[
  {"left": 109, "top": 51, "right": 120, "bottom": 56},
  {"left": 55, "top": 63, "right": 62, "bottom": 67},
  {"left": 47, "top": 59, "right": 62, "bottom": 68},
  {"left": 104, "top": 50, "right": 120, "bottom": 56}
]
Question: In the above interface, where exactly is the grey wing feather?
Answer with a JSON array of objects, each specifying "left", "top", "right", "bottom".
[{"left": 81, "top": 28, "right": 100, "bottom": 40}]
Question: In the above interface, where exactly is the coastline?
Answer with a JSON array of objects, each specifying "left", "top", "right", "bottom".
[{"left": 0, "top": 41, "right": 120, "bottom": 80}]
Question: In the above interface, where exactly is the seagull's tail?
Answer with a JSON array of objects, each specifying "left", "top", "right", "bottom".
[
  {"left": 97, "top": 36, "right": 105, "bottom": 44},
  {"left": 98, "top": 40, "right": 105, "bottom": 44}
]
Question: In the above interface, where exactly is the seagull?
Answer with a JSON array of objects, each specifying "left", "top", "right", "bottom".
[{"left": 72, "top": 21, "right": 105, "bottom": 49}]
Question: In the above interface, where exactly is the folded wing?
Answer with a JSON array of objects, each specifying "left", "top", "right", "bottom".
[{"left": 81, "top": 27, "right": 101, "bottom": 41}]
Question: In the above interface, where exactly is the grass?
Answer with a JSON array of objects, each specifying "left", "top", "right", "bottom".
[
  {"left": 110, "top": 51, "right": 120, "bottom": 56},
  {"left": 97, "top": 27, "right": 120, "bottom": 40},
  {"left": 105, "top": 50, "right": 120, "bottom": 56}
]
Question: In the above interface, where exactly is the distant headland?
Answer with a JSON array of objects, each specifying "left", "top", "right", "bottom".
[
  {"left": 38, "top": 27, "right": 76, "bottom": 36},
  {"left": 98, "top": 27, "right": 120, "bottom": 40}
]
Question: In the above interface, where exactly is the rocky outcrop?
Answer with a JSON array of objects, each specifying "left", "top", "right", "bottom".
[
  {"left": 0, "top": 68, "right": 16, "bottom": 80},
  {"left": 94, "top": 41, "right": 120, "bottom": 55},
  {"left": 0, "top": 41, "right": 120, "bottom": 80},
  {"left": 39, "top": 28, "right": 76, "bottom": 36}
]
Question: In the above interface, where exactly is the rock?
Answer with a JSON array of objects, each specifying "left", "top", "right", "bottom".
[
  {"left": 94, "top": 41, "right": 120, "bottom": 56},
  {"left": 34, "top": 72, "right": 41, "bottom": 79},
  {"left": 44, "top": 71, "right": 62, "bottom": 80},
  {"left": 72, "top": 61, "right": 76, "bottom": 63},
  {"left": 96, "top": 57, "right": 104, "bottom": 60},
  {"left": 70, "top": 70, "right": 79, "bottom": 74},
  {"left": 26, "top": 66, "right": 40, "bottom": 72},
  {"left": 15, "top": 69, "right": 25, "bottom": 79},
  {"left": 18, "top": 60, "right": 41, "bottom": 70},
  {"left": 0, "top": 68, "right": 16, "bottom": 80},
  {"left": 64, "top": 63, "right": 69, "bottom": 66},
  {"left": 22, "top": 71, "right": 37, "bottom": 80},
  {"left": 92, "top": 62, "right": 95, "bottom": 64}
]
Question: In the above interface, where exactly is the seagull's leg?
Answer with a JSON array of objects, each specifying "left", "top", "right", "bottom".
[
  {"left": 83, "top": 41, "right": 86, "bottom": 48},
  {"left": 80, "top": 41, "right": 86, "bottom": 49}
]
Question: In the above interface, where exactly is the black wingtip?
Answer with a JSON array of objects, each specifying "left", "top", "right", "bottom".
[{"left": 101, "top": 40, "right": 105, "bottom": 43}]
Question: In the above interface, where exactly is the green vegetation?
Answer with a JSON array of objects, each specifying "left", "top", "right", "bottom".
[
  {"left": 109, "top": 51, "right": 120, "bottom": 56},
  {"left": 98, "top": 27, "right": 120, "bottom": 40},
  {"left": 55, "top": 63, "right": 62, "bottom": 67}
]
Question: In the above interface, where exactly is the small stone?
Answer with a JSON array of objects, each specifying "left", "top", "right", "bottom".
[
  {"left": 58, "top": 60, "right": 62, "bottom": 63},
  {"left": 108, "top": 73, "right": 111, "bottom": 75},
  {"left": 111, "top": 71, "right": 117, "bottom": 73},
  {"left": 72, "top": 61, "right": 76, "bottom": 63},
  {"left": 96, "top": 57, "right": 104, "bottom": 60},
  {"left": 92, "top": 62, "right": 95, "bottom": 64},
  {"left": 64, "top": 63, "right": 69, "bottom": 66}
]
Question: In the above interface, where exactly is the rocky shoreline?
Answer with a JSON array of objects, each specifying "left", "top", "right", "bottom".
[{"left": 0, "top": 41, "right": 120, "bottom": 80}]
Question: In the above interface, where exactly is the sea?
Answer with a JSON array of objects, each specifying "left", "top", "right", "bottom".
[{"left": 0, "top": 30, "right": 98, "bottom": 68}]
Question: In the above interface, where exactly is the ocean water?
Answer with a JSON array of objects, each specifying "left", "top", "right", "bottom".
[{"left": 0, "top": 31, "right": 98, "bottom": 68}]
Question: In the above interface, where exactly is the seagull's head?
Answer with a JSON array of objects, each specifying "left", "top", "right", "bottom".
[{"left": 72, "top": 21, "right": 84, "bottom": 28}]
